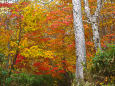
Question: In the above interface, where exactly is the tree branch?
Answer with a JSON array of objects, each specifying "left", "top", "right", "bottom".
[{"left": 39, "top": 0, "right": 53, "bottom": 4}]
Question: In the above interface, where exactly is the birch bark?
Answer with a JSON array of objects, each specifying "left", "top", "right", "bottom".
[
  {"left": 84, "top": 0, "right": 102, "bottom": 51},
  {"left": 72, "top": 0, "right": 86, "bottom": 79}
]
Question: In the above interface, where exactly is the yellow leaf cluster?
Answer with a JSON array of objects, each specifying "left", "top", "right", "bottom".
[
  {"left": 21, "top": 46, "right": 54, "bottom": 58},
  {"left": 9, "top": 50, "right": 16, "bottom": 56},
  {"left": 10, "top": 41, "right": 18, "bottom": 47},
  {"left": 22, "top": 4, "right": 47, "bottom": 32}
]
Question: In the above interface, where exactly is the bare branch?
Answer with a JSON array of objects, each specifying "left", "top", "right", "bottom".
[{"left": 39, "top": 0, "right": 53, "bottom": 4}]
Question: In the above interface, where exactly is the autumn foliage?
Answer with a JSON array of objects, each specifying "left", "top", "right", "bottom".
[{"left": 0, "top": 0, "right": 114, "bottom": 85}]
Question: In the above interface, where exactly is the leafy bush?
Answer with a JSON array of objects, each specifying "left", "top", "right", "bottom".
[
  {"left": 90, "top": 45, "right": 115, "bottom": 85},
  {"left": 0, "top": 54, "right": 10, "bottom": 86},
  {"left": 1, "top": 73, "right": 56, "bottom": 86},
  {"left": 0, "top": 70, "right": 74, "bottom": 86},
  {"left": 31, "top": 74, "right": 55, "bottom": 86},
  {"left": 9, "top": 73, "right": 33, "bottom": 86},
  {"left": 0, "top": 53, "right": 5, "bottom": 63},
  {"left": 56, "top": 72, "right": 74, "bottom": 86},
  {"left": 0, "top": 68, "right": 10, "bottom": 86}
]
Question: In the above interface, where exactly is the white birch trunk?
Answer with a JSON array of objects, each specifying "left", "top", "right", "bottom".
[
  {"left": 84, "top": 0, "right": 102, "bottom": 51},
  {"left": 72, "top": 0, "right": 86, "bottom": 79},
  {"left": 91, "top": 16, "right": 102, "bottom": 51}
]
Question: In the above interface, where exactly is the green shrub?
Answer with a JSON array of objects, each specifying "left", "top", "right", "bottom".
[
  {"left": 0, "top": 53, "right": 5, "bottom": 62},
  {"left": 56, "top": 72, "right": 74, "bottom": 86},
  {"left": 8, "top": 73, "right": 56, "bottom": 86},
  {"left": 90, "top": 45, "right": 115, "bottom": 85},
  {"left": 0, "top": 53, "right": 10, "bottom": 86},
  {"left": 10, "top": 73, "right": 33, "bottom": 86},
  {"left": 31, "top": 74, "right": 55, "bottom": 86},
  {"left": 1, "top": 71, "right": 74, "bottom": 86},
  {"left": 0, "top": 68, "right": 10, "bottom": 86}
]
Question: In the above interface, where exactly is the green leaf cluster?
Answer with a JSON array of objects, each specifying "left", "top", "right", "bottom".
[{"left": 90, "top": 45, "right": 115, "bottom": 84}]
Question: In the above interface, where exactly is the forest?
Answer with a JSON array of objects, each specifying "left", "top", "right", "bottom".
[{"left": 0, "top": 0, "right": 114, "bottom": 86}]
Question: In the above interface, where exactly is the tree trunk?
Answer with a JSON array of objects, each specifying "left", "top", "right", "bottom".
[
  {"left": 91, "top": 16, "right": 102, "bottom": 51},
  {"left": 84, "top": 0, "right": 102, "bottom": 51},
  {"left": 72, "top": 0, "right": 86, "bottom": 79}
]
